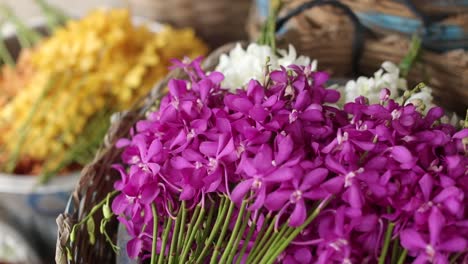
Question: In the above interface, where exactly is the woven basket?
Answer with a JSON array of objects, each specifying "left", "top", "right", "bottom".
[
  {"left": 55, "top": 43, "right": 237, "bottom": 264},
  {"left": 248, "top": 0, "right": 468, "bottom": 115},
  {"left": 128, "top": 0, "right": 252, "bottom": 48},
  {"left": 341, "top": 0, "right": 468, "bottom": 51}
]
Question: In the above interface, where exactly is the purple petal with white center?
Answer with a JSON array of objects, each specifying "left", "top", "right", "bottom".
[
  {"left": 324, "top": 155, "right": 347, "bottom": 175},
  {"left": 264, "top": 189, "right": 291, "bottom": 211},
  {"left": 391, "top": 146, "right": 414, "bottom": 164},
  {"left": 418, "top": 174, "right": 433, "bottom": 201},
  {"left": 275, "top": 135, "right": 294, "bottom": 165},
  {"left": 428, "top": 207, "right": 445, "bottom": 245},
  {"left": 302, "top": 168, "right": 328, "bottom": 190},
  {"left": 146, "top": 139, "right": 162, "bottom": 162},
  {"left": 294, "top": 247, "right": 312, "bottom": 263},
  {"left": 249, "top": 105, "right": 269, "bottom": 122},
  {"left": 171, "top": 156, "right": 194, "bottom": 170},
  {"left": 140, "top": 183, "right": 160, "bottom": 204},
  {"left": 301, "top": 109, "right": 324, "bottom": 122},
  {"left": 200, "top": 141, "right": 218, "bottom": 157},
  {"left": 438, "top": 237, "right": 467, "bottom": 252},
  {"left": 127, "top": 238, "right": 143, "bottom": 259},
  {"left": 400, "top": 229, "right": 427, "bottom": 251},
  {"left": 112, "top": 193, "right": 130, "bottom": 215},
  {"left": 321, "top": 177, "right": 344, "bottom": 194},
  {"left": 249, "top": 187, "right": 266, "bottom": 210},
  {"left": 231, "top": 179, "right": 254, "bottom": 204},
  {"left": 266, "top": 167, "right": 295, "bottom": 182}
]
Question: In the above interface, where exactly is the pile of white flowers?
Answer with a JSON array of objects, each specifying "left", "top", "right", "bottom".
[
  {"left": 341, "top": 61, "right": 435, "bottom": 110},
  {"left": 215, "top": 43, "right": 314, "bottom": 90}
]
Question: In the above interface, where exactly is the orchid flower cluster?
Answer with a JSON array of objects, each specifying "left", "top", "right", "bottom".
[{"left": 108, "top": 54, "right": 468, "bottom": 264}]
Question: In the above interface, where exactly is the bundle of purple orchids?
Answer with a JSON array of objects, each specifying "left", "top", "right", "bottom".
[{"left": 111, "top": 57, "right": 468, "bottom": 264}]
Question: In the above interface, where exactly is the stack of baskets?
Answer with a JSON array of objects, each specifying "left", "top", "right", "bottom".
[
  {"left": 128, "top": 0, "right": 252, "bottom": 48},
  {"left": 247, "top": 0, "right": 468, "bottom": 115}
]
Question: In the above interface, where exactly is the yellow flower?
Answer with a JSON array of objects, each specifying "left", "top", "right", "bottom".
[{"left": 0, "top": 9, "right": 208, "bottom": 172}]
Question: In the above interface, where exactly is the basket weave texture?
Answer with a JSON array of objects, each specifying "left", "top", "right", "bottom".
[
  {"left": 128, "top": 0, "right": 252, "bottom": 48},
  {"left": 247, "top": 0, "right": 468, "bottom": 115}
]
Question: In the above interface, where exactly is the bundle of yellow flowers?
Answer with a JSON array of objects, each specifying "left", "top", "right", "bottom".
[{"left": 0, "top": 9, "right": 208, "bottom": 176}]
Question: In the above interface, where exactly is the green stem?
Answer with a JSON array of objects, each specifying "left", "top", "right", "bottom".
[
  {"left": 379, "top": 222, "right": 396, "bottom": 264},
  {"left": 195, "top": 197, "right": 229, "bottom": 263},
  {"left": 150, "top": 204, "right": 158, "bottom": 264},
  {"left": 69, "top": 190, "right": 118, "bottom": 249},
  {"left": 176, "top": 202, "right": 187, "bottom": 254},
  {"left": 264, "top": 198, "right": 331, "bottom": 264},
  {"left": 255, "top": 222, "right": 291, "bottom": 264},
  {"left": 450, "top": 251, "right": 465, "bottom": 264},
  {"left": 399, "top": 34, "right": 422, "bottom": 78},
  {"left": 191, "top": 200, "right": 216, "bottom": 261},
  {"left": 220, "top": 199, "right": 248, "bottom": 263},
  {"left": 236, "top": 212, "right": 258, "bottom": 264},
  {"left": 397, "top": 249, "right": 408, "bottom": 264},
  {"left": 157, "top": 216, "right": 172, "bottom": 264},
  {"left": 228, "top": 209, "right": 252, "bottom": 264},
  {"left": 168, "top": 205, "right": 183, "bottom": 264},
  {"left": 246, "top": 214, "right": 275, "bottom": 263},
  {"left": 180, "top": 206, "right": 206, "bottom": 263},
  {"left": 209, "top": 199, "right": 235, "bottom": 264},
  {"left": 391, "top": 238, "right": 400, "bottom": 264},
  {"left": 257, "top": 0, "right": 282, "bottom": 49}
]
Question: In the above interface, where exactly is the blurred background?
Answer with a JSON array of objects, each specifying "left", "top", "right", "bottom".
[{"left": 0, "top": 0, "right": 123, "bottom": 18}]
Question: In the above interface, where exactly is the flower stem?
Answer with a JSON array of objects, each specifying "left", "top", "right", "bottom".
[
  {"left": 157, "top": 217, "right": 173, "bottom": 264},
  {"left": 150, "top": 204, "right": 158, "bottom": 264},
  {"left": 195, "top": 197, "right": 228, "bottom": 263},
  {"left": 236, "top": 212, "right": 258, "bottom": 264},
  {"left": 391, "top": 238, "right": 400, "bottom": 264},
  {"left": 191, "top": 200, "right": 216, "bottom": 261},
  {"left": 209, "top": 198, "right": 235, "bottom": 264},
  {"left": 176, "top": 202, "right": 187, "bottom": 254},
  {"left": 168, "top": 204, "right": 183, "bottom": 264},
  {"left": 255, "top": 222, "right": 291, "bottom": 264},
  {"left": 397, "top": 249, "right": 407, "bottom": 264},
  {"left": 220, "top": 199, "right": 248, "bottom": 263},
  {"left": 379, "top": 222, "right": 395, "bottom": 264},
  {"left": 450, "top": 251, "right": 465, "bottom": 264},
  {"left": 264, "top": 198, "right": 331, "bottom": 264},
  {"left": 227, "top": 209, "right": 252, "bottom": 264},
  {"left": 180, "top": 205, "right": 206, "bottom": 263},
  {"left": 246, "top": 214, "right": 276, "bottom": 263}
]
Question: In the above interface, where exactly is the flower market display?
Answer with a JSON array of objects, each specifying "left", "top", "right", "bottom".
[
  {"left": 65, "top": 3, "right": 468, "bottom": 264},
  {"left": 0, "top": 8, "right": 208, "bottom": 178}
]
